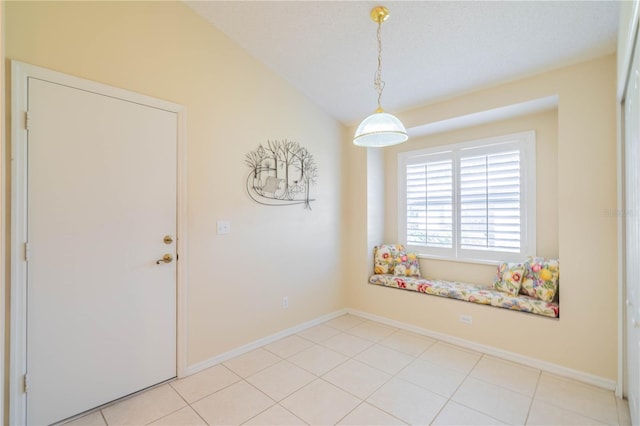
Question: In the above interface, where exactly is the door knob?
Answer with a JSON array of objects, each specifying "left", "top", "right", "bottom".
[{"left": 156, "top": 254, "right": 173, "bottom": 264}]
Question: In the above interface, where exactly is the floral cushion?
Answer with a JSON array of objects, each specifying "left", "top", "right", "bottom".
[
  {"left": 493, "top": 262, "right": 526, "bottom": 296},
  {"left": 369, "top": 274, "right": 559, "bottom": 318},
  {"left": 393, "top": 252, "right": 421, "bottom": 277},
  {"left": 373, "top": 244, "right": 405, "bottom": 274},
  {"left": 521, "top": 257, "right": 560, "bottom": 302}
]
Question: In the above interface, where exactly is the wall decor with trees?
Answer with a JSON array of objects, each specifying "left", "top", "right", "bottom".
[{"left": 245, "top": 139, "right": 318, "bottom": 210}]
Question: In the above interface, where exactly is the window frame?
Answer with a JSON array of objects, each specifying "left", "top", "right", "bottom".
[{"left": 398, "top": 130, "right": 536, "bottom": 264}]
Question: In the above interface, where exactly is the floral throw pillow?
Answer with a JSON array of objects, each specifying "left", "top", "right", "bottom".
[
  {"left": 393, "top": 252, "right": 421, "bottom": 277},
  {"left": 522, "top": 257, "right": 559, "bottom": 302},
  {"left": 373, "top": 244, "right": 405, "bottom": 274},
  {"left": 493, "top": 262, "right": 526, "bottom": 296}
]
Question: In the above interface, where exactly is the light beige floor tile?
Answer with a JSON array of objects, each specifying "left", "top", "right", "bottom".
[
  {"left": 322, "top": 332, "right": 375, "bottom": 357},
  {"left": 337, "top": 402, "right": 407, "bottom": 425},
  {"left": 288, "top": 344, "right": 348, "bottom": 376},
  {"left": 264, "top": 335, "right": 315, "bottom": 358},
  {"left": 191, "top": 380, "right": 274, "bottom": 425},
  {"left": 246, "top": 360, "right": 316, "bottom": 401},
  {"left": 297, "top": 324, "right": 342, "bottom": 343},
  {"left": 354, "top": 344, "right": 414, "bottom": 375},
  {"left": 346, "top": 321, "right": 397, "bottom": 342},
  {"left": 244, "top": 404, "right": 308, "bottom": 425},
  {"left": 323, "top": 359, "right": 392, "bottom": 399},
  {"left": 470, "top": 355, "right": 540, "bottom": 397},
  {"left": 367, "top": 378, "right": 447, "bottom": 425},
  {"left": 379, "top": 330, "right": 436, "bottom": 357},
  {"left": 534, "top": 373, "right": 619, "bottom": 425},
  {"left": 452, "top": 377, "right": 531, "bottom": 425},
  {"left": 432, "top": 401, "right": 505, "bottom": 425},
  {"left": 325, "top": 314, "right": 367, "bottom": 331},
  {"left": 419, "top": 342, "right": 481, "bottom": 374},
  {"left": 397, "top": 358, "right": 466, "bottom": 398},
  {"left": 102, "top": 385, "right": 186, "bottom": 426},
  {"left": 281, "top": 379, "right": 361, "bottom": 425},
  {"left": 149, "top": 406, "right": 207, "bottom": 425},
  {"left": 526, "top": 399, "right": 606, "bottom": 425},
  {"left": 223, "top": 348, "right": 281, "bottom": 378},
  {"left": 63, "top": 411, "right": 106, "bottom": 426},
  {"left": 170, "top": 364, "right": 241, "bottom": 403},
  {"left": 617, "top": 397, "right": 632, "bottom": 426}
]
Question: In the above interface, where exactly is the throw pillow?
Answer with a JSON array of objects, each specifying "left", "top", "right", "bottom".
[
  {"left": 493, "top": 262, "right": 526, "bottom": 296},
  {"left": 373, "top": 244, "right": 405, "bottom": 274},
  {"left": 393, "top": 252, "right": 421, "bottom": 277},
  {"left": 521, "top": 257, "right": 559, "bottom": 302}
]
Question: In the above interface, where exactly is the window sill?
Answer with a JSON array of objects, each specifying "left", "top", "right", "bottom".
[{"left": 416, "top": 253, "right": 502, "bottom": 267}]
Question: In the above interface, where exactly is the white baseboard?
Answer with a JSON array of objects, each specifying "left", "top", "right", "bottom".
[
  {"left": 347, "top": 308, "right": 617, "bottom": 391},
  {"left": 184, "top": 306, "right": 616, "bottom": 392},
  {"left": 184, "top": 309, "right": 348, "bottom": 376}
]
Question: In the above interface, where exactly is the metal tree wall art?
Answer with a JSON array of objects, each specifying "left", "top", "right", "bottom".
[{"left": 245, "top": 139, "right": 318, "bottom": 210}]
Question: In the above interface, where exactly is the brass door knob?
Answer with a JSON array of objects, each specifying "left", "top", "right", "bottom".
[{"left": 156, "top": 254, "right": 173, "bottom": 264}]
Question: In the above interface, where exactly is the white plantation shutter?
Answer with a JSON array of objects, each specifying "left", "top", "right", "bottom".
[
  {"left": 459, "top": 149, "right": 521, "bottom": 253},
  {"left": 398, "top": 131, "right": 535, "bottom": 263},
  {"left": 406, "top": 157, "right": 453, "bottom": 249}
]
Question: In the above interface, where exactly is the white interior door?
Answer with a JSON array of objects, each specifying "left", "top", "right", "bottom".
[
  {"left": 26, "top": 77, "right": 177, "bottom": 425},
  {"left": 624, "top": 36, "right": 640, "bottom": 426}
]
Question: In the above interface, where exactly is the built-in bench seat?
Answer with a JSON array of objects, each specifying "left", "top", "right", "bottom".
[
  {"left": 369, "top": 244, "right": 560, "bottom": 319},
  {"left": 369, "top": 274, "right": 559, "bottom": 318}
]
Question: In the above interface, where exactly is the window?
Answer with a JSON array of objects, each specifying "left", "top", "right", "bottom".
[{"left": 398, "top": 131, "right": 536, "bottom": 263}]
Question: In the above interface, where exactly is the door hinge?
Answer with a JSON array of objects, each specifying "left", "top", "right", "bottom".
[
  {"left": 23, "top": 373, "right": 28, "bottom": 393},
  {"left": 24, "top": 242, "right": 30, "bottom": 262},
  {"left": 24, "top": 111, "right": 30, "bottom": 131}
]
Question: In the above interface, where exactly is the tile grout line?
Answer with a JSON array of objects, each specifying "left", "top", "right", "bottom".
[
  {"left": 164, "top": 381, "right": 210, "bottom": 426},
  {"left": 430, "top": 351, "right": 485, "bottom": 425},
  {"left": 319, "top": 321, "right": 406, "bottom": 425},
  {"left": 345, "top": 333, "right": 446, "bottom": 425},
  {"left": 522, "top": 368, "right": 543, "bottom": 426},
  {"left": 533, "top": 373, "right": 621, "bottom": 425},
  {"left": 175, "top": 370, "right": 243, "bottom": 406},
  {"left": 223, "top": 348, "right": 285, "bottom": 381},
  {"left": 99, "top": 409, "right": 108, "bottom": 426},
  {"left": 235, "top": 378, "right": 279, "bottom": 424}
]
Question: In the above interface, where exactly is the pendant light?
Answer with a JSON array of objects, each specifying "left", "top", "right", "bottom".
[{"left": 353, "top": 6, "right": 408, "bottom": 148}]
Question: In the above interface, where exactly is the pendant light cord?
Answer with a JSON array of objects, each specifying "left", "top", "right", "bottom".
[{"left": 374, "top": 20, "right": 385, "bottom": 112}]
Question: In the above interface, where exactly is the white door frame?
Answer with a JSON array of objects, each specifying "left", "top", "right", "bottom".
[
  {"left": 8, "top": 60, "right": 188, "bottom": 425},
  {"left": 1, "top": 3, "right": 7, "bottom": 424},
  {"left": 619, "top": 0, "right": 640, "bottom": 403}
]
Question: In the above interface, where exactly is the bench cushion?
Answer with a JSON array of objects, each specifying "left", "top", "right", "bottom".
[{"left": 369, "top": 274, "right": 559, "bottom": 318}]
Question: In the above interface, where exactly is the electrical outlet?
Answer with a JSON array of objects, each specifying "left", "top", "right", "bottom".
[
  {"left": 217, "top": 220, "right": 231, "bottom": 235},
  {"left": 283, "top": 297, "right": 289, "bottom": 309},
  {"left": 459, "top": 314, "right": 472, "bottom": 324}
]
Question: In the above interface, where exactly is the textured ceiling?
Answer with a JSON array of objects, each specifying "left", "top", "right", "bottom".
[{"left": 186, "top": 1, "right": 620, "bottom": 126}]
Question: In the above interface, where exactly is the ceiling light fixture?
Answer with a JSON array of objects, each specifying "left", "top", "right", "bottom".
[{"left": 353, "top": 6, "right": 408, "bottom": 148}]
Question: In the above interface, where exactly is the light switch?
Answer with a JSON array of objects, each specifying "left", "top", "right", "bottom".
[{"left": 217, "top": 220, "right": 231, "bottom": 235}]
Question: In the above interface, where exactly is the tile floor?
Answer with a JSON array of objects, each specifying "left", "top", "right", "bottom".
[{"left": 66, "top": 314, "right": 632, "bottom": 426}]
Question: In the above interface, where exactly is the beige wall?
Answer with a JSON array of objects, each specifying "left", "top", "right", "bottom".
[
  {"left": 346, "top": 55, "right": 618, "bottom": 380},
  {"left": 4, "top": 1, "right": 346, "bottom": 366}
]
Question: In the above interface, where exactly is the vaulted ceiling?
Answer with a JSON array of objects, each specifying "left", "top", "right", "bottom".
[{"left": 186, "top": 1, "right": 620, "bottom": 125}]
